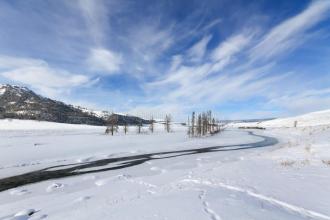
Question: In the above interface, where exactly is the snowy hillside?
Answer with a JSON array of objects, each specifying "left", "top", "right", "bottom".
[
  {"left": 233, "top": 109, "right": 330, "bottom": 128},
  {"left": 0, "top": 84, "right": 151, "bottom": 126},
  {"left": 0, "top": 84, "right": 105, "bottom": 125},
  {"left": 75, "top": 106, "right": 112, "bottom": 119}
]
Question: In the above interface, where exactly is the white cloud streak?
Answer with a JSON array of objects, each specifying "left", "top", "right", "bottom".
[
  {"left": 211, "top": 34, "right": 251, "bottom": 62},
  {"left": 142, "top": 1, "right": 330, "bottom": 119},
  {"left": 250, "top": 0, "right": 330, "bottom": 61},
  {"left": 76, "top": 0, "right": 124, "bottom": 75},
  {"left": 0, "top": 55, "right": 92, "bottom": 98},
  {"left": 77, "top": 0, "right": 108, "bottom": 45},
  {"left": 147, "top": 32, "right": 256, "bottom": 100},
  {"left": 267, "top": 88, "right": 330, "bottom": 115},
  {"left": 0, "top": 55, "right": 46, "bottom": 70},
  {"left": 187, "top": 35, "right": 212, "bottom": 63},
  {"left": 1, "top": 1, "right": 329, "bottom": 119},
  {"left": 210, "top": 32, "right": 253, "bottom": 72},
  {"left": 87, "top": 48, "right": 122, "bottom": 74}
]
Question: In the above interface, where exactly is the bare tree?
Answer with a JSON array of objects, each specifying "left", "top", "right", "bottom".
[
  {"left": 294, "top": 120, "right": 298, "bottom": 128},
  {"left": 191, "top": 112, "right": 195, "bottom": 137},
  {"left": 165, "top": 114, "right": 171, "bottom": 133},
  {"left": 187, "top": 115, "right": 191, "bottom": 137},
  {"left": 105, "top": 114, "right": 118, "bottom": 136},
  {"left": 123, "top": 121, "right": 128, "bottom": 135},
  {"left": 197, "top": 114, "right": 202, "bottom": 136},
  {"left": 216, "top": 119, "right": 221, "bottom": 133},
  {"left": 137, "top": 119, "right": 143, "bottom": 134},
  {"left": 201, "top": 113, "right": 205, "bottom": 136},
  {"left": 207, "top": 111, "right": 212, "bottom": 132},
  {"left": 206, "top": 113, "right": 209, "bottom": 135},
  {"left": 149, "top": 116, "right": 154, "bottom": 133}
]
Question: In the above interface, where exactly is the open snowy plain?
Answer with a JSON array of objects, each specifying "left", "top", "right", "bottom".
[{"left": 0, "top": 111, "right": 330, "bottom": 220}]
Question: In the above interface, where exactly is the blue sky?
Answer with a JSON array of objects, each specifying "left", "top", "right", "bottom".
[{"left": 0, "top": 0, "right": 330, "bottom": 120}]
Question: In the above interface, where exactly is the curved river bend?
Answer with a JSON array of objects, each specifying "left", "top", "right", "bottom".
[{"left": 0, "top": 130, "right": 278, "bottom": 192}]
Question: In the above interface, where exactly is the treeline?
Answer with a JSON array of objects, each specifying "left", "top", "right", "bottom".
[
  {"left": 105, "top": 114, "right": 172, "bottom": 135},
  {"left": 187, "top": 111, "right": 221, "bottom": 137}
]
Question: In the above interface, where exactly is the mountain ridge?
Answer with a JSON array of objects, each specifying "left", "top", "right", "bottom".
[{"left": 0, "top": 84, "right": 149, "bottom": 126}]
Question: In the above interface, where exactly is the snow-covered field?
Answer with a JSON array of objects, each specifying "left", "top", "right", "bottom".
[
  {"left": 0, "top": 112, "right": 330, "bottom": 220},
  {"left": 234, "top": 109, "right": 330, "bottom": 128}
]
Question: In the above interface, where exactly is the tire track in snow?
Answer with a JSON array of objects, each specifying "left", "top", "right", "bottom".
[{"left": 182, "top": 179, "right": 330, "bottom": 220}]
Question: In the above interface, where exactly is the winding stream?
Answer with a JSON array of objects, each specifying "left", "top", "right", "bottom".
[{"left": 0, "top": 130, "right": 278, "bottom": 192}]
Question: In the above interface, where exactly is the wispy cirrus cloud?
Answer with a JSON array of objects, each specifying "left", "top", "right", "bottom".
[
  {"left": 186, "top": 35, "right": 212, "bottom": 63},
  {"left": 1, "top": 0, "right": 330, "bottom": 119},
  {"left": 250, "top": 0, "right": 330, "bottom": 61},
  {"left": 0, "top": 55, "right": 94, "bottom": 98},
  {"left": 140, "top": 1, "right": 330, "bottom": 119},
  {"left": 146, "top": 31, "right": 257, "bottom": 104},
  {"left": 267, "top": 87, "right": 330, "bottom": 115},
  {"left": 0, "top": 55, "right": 46, "bottom": 70},
  {"left": 76, "top": 0, "right": 109, "bottom": 45},
  {"left": 210, "top": 32, "right": 253, "bottom": 72},
  {"left": 76, "top": 0, "right": 125, "bottom": 75}
]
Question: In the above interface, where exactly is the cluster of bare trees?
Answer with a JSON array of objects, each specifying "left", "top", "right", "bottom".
[
  {"left": 105, "top": 114, "right": 144, "bottom": 136},
  {"left": 105, "top": 114, "right": 119, "bottom": 135},
  {"left": 187, "top": 111, "right": 221, "bottom": 137},
  {"left": 105, "top": 114, "right": 172, "bottom": 135}
]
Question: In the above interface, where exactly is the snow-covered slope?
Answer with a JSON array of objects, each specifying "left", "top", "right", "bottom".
[
  {"left": 0, "top": 86, "right": 7, "bottom": 96},
  {"left": 234, "top": 109, "right": 330, "bottom": 128},
  {"left": 0, "top": 84, "right": 105, "bottom": 125},
  {"left": 76, "top": 106, "right": 112, "bottom": 119},
  {"left": 0, "top": 84, "right": 150, "bottom": 126}
]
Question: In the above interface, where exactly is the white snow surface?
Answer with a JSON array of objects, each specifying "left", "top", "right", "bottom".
[
  {"left": 0, "top": 112, "right": 330, "bottom": 220},
  {"left": 233, "top": 109, "right": 330, "bottom": 128},
  {"left": 0, "top": 87, "right": 6, "bottom": 96},
  {"left": 0, "top": 119, "right": 104, "bottom": 130}
]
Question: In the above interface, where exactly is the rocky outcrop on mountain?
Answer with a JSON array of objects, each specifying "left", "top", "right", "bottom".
[{"left": 0, "top": 84, "right": 149, "bottom": 126}]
